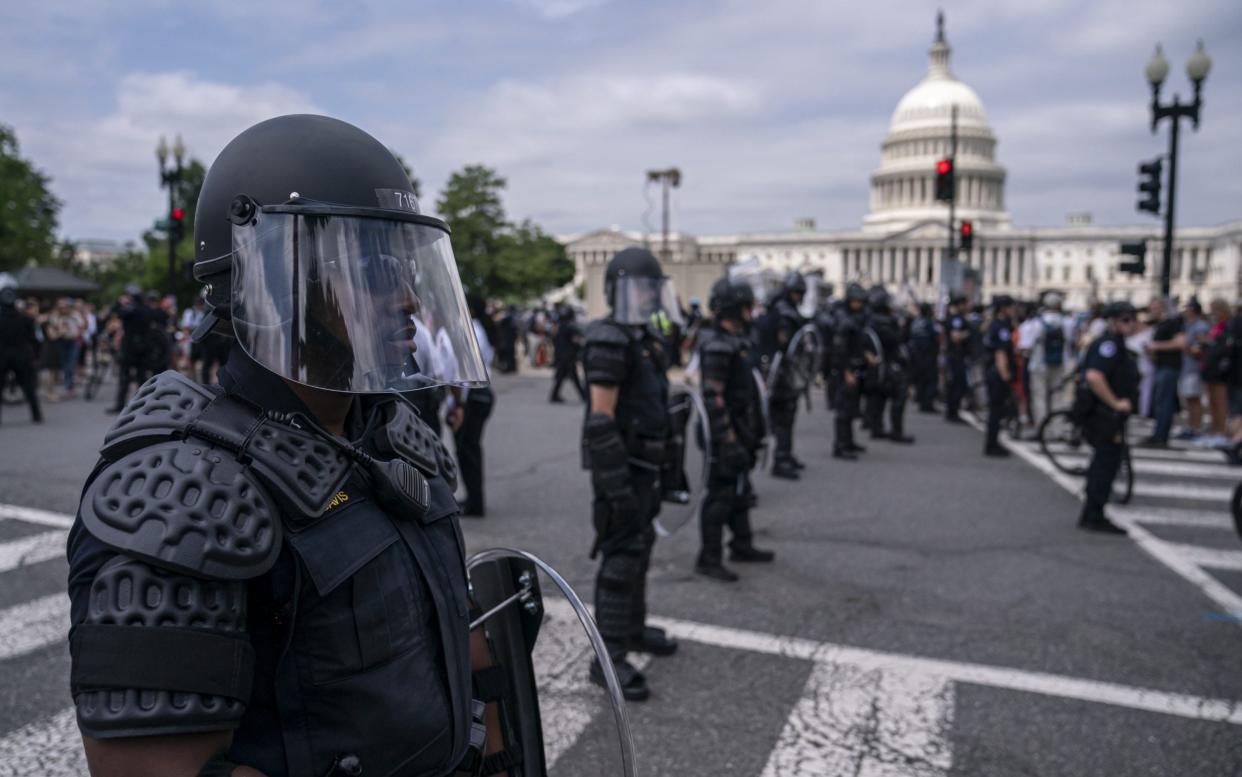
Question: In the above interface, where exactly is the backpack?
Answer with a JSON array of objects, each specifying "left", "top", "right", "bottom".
[{"left": 1043, "top": 320, "right": 1066, "bottom": 367}]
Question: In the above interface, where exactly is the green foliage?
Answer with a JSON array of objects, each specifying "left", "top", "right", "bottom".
[
  {"left": 435, "top": 165, "right": 571, "bottom": 301},
  {"left": 0, "top": 124, "right": 61, "bottom": 272}
]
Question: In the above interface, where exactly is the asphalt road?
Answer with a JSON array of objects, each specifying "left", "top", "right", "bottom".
[{"left": 1, "top": 368, "right": 1240, "bottom": 776}]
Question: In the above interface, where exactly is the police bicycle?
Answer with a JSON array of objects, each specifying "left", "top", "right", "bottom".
[{"left": 1037, "top": 407, "right": 1134, "bottom": 504}]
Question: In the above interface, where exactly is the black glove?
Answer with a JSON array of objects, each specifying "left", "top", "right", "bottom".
[
  {"left": 585, "top": 413, "right": 639, "bottom": 556},
  {"left": 719, "top": 441, "right": 753, "bottom": 476}
]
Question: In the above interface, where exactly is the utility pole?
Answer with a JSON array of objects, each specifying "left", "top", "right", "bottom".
[
  {"left": 941, "top": 105, "right": 958, "bottom": 305},
  {"left": 645, "top": 168, "right": 681, "bottom": 262},
  {"left": 156, "top": 134, "right": 187, "bottom": 293}
]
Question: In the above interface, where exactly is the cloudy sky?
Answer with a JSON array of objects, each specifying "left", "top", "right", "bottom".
[{"left": 2, "top": 0, "right": 1239, "bottom": 243}]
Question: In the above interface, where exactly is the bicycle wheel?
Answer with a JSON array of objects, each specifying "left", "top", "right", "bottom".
[
  {"left": 1112, "top": 446, "right": 1134, "bottom": 504},
  {"left": 1038, "top": 410, "right": 1088, "bottom": 476}
]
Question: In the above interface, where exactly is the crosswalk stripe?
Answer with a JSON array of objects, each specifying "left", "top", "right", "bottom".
[
  {"left": 1130, "top": 481, "right": 1233, "bottom": 502},
  {"left": 0, "top": 708, "right": 83, "bottom": 777},
  {"left": 1168, "top": 544, "right": 1242, "bottom": 572},
  {"left": 760, "top": 661, "right": 953, "bottom": 777},
  {"left": 1027, "top": 441, "right": 1229, "bottom": 465},
  {"left": 0, "top": 593, "right": 69, "bottom": 662},
  {"left": 0, "top": 531, "right": 67, "bottom": 575},
  {"left": 1027, "top": 454, "right": 1240, "bottom": 481},
  {"left": 652, "top": 615, "right": 1242, "bottom": 725},
  {"left": 1111, "top": 506, "right": 1234, "bottom": 531},
  {"left": 0, "top": 504, "right": 75, "bottom": 530}
]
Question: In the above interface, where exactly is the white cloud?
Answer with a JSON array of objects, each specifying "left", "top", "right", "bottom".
[
  {"left": 512, "top": 0, "right": 608, "bottom": 20},
  {"left": 26, "top": 71, "right": 318, "bottom": 240}
]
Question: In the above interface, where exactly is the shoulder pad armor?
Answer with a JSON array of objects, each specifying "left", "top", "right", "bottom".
[
  {"left": 584, "top": 318, "right": 631, "bottom": 347},
  {"left": 102, "top": 371, "right": 215, "bottom": 457},
  {"left": 372, "top": 399, "right": 441, "bottom": 477},
  {"left": 80, "top": 439, "right": 282, "bottom": 580}
]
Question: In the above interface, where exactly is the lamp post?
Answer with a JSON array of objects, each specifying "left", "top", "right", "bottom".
[
  {"left": 1146, "top": 40, "right": 1211, "bottom": 299},
  {"left": 645, "top": 168, "right": 681, "bottom": 262},
  {"left": 156, "top": 134, "right": 187, "bottom": 292}
]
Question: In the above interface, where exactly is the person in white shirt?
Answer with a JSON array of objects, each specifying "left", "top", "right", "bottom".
[{"left": 1025, "top": 293, "right": 1075, "bottom": 432}]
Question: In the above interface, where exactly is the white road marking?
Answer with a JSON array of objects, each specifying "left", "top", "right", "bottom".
[
  {"left": 760, "top": 661, "right": 953, "bottom": 777},
  {"left": 0, "top": 503, "right": 75, "bottom": 530},
  {"left": 536, "top": 601, "right": 649, "bottom": 769},
  {"left": 1110, "top": 505, "right": 1234, "bottom": 531},
  {"left": 1025, "top": 453, "right": 1240, "bottom": 481},
  {"left": 0, "top": 593, "right": 70, "bottom": 662},
  {"left": 0, "top": 708, "right": 84, "bottom": 777},
  {"left": 650, "top": 615, "right": 1242, "bottom": 726},
  {"left": 0, "top": 531, "right": 67, "bottom": 575},
  {"left": 1030, "top": 441, "right": 1228, "bottom": 464},
  {"left": 1169, "top": 544, "right": 1242, "bottom": 572},
  {"left": 1129, "top": 481, "right": 1232, "bottom": 502},
  {"left": 966, "top": 414, "right": 1242, "bottom": 623}
]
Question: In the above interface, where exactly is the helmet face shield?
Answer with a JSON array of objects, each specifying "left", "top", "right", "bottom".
[
  {"left": 231, "top": 205, "right": 488, "bottom": 394},
  {"left": 612, "top": 276, "right": 685, "bottom": 327}
]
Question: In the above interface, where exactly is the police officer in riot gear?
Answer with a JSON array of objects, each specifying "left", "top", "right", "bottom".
[
  {"left": 863, "top": 288, "right": 915, "bottom": 444},
  {"left": 1077, "top": 302, "right": 1139, "bottom": 534},
  {"left": 696, "top": 277, "right": 776, "bottom": 582},
  {"left": 582, "top": 246, "right": 680, "bottom": 701},
  {"left": 942, "top": 295, "right": 970, "bottom": 423},
  {"left": 66, "top": 115, "right": 521, "bottom": 777},
  {"left": 832, "top": 283, "right": 870, "bottom": 460},
  {"left": 813, "top": 283, "right": 838, "bottom": 410},
  {"left": 983, "top": 295, "right": 1017, "bottom": 457},
  {"left": 0, "top": 288, "right": 42, "bottom": 424},
  {"left": 106, "top": 285, "right": 157, "bottom": 414},
  {"left": 910, "top": 303, "right": 939, "bottom": 413},
  {"left": 765, "top": 271, "right": 809, "bottom": 479}
]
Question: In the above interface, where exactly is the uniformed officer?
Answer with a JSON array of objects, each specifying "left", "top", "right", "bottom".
[
  {"left": 813, "top": 284, "right": 838, "bottom": 410},
  {"left": 863, "top": 288, "right": 915, "bottom": 444},
  {"left": 0, "top": 288, "right": 43, "bottom": 424},
  {"left": 942, "top": 295, "right": 970, "bottom": 423},
  {"left": 696, "top": 277, "right": 776, "bottom": 582},
  {"left": 1077, "top": 302, "right": 1140, "bottom": 534},
  {"left": 910, "top": 303, "right": 940, "bottom": 413},
  {"left": 983, "top": 295, "right": 1017, "bottom": 457},
  {"left": 582, "top": 246, "right": 680, "bottom": 701},
  {"left": 765, "top": 271, "right": 809, "bottom": 479},
  {"left": 831, "top": 283, "right": 870, "bottom": 460},
  {"left": 105, "top": 286, "right": 156, "bottom": 414},
  {"left": 66, "top": 115, "right": 519, "bottom": 777}
]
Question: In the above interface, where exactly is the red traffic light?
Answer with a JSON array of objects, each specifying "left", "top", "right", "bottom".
[
  {"left": 960, "top": 221, "right": 972, "bottom": 236},
  {"left": 171, "top": 207, "right": 185, "bottom": 221},
  {"left": 936, "top": 159, "right": 952, "bottom": 175}
]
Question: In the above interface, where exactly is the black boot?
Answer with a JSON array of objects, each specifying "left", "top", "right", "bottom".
[
  {"left": 889, "top": 433, "right": 915, "bottom": 444},
  {"left": 833, "top": 447, "right": 858, "bottom": 461},
  {"left": 729, "top": 542, "right": 775, "bottom": 563},
  {"left": 1078, "top": 505, "right": 1126, "bottom": 535},
  {"left": 845, "top": 442, "right": 867, "bottom": 454},
  {"left": 694, "top": 557, "right": 740, "bottom": 582},
  {"left": 589, "top": 658, "right": 650, "bottom": 701},
  {"left": 771, "top": 461, "right": 800, "bottom": 480},
  {"left": 790, "top": 457, "right": 806, "bottom": 470},
  {"left": 628, "top": 626, "right": 678, "bottom": 656}
]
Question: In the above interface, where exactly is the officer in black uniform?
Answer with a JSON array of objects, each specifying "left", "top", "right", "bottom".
[
  {"left": 942, "top": 295, "right": 970, "bottom": 423},
  {"left": 66, "top": 115, "right": 522, "bottom": 777},
  {"left": 0, "top": 288, "right": 43, "bottom": 424},
  {"left": 862, "top": 288, "right": 915, "bottom": 444},
  {"left": 983, "top": 295, "right": 1017, "bottom": 457},
  {"left": 1078, "top": 302, "right": 1140, "bottom": 534},
  {"left": 831, "top": 283, "right": 869, "bottom": 460},
  {"left": 581, "top": 246, "right": 680, "bottom": 701},
  {"left": 766, "top": 271, "right": 809, "bottom": 479},
  {"left": 813, "top": 284, "right": 838, "bottom": 410},
  {"left": 696, "top": 277, "right": 776, "bottom": 582},
  {"left": 106, "top": 286, "right": 156, "bottom": 414},
  {"left": 549, "top": 305, "right": 586, "bottom": 402},
  {"left": 910, "top": 303, "right": 939, "bottom": 413}
]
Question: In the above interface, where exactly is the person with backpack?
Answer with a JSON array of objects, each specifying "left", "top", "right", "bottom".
[
  {"left": 759, "top": 271, "right": 810, "bottom": 479},
  {"left": 1027, "top": 292, "right": 1073, "bottom": 434}
]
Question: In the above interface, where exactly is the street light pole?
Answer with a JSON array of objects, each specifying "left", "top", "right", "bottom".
[
  {"left": 940, "top": 104, "right": 958, "bottom": 306},
  {"left": 156, "top": 134, "right": 187, "bottom": 293},
  {"left": 1145, "top": 41, "right": 1211, "bottom": 299},
  {"left": 645, "top": 168, "right": 682, "bottom": 263}
]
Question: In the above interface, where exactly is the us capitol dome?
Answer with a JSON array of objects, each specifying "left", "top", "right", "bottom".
[{"left": 864, "top": 12, "right": 1011, "bottom": 233}]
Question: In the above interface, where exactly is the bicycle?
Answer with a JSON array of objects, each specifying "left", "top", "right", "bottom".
[
  {"left": 84, "top": 345, "right": 116, "bottom": 401},
  {"left": 1037, "top": 408, "right": 1134, "bottom": 504}
]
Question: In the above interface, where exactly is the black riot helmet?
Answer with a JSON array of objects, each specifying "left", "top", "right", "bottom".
[
  {"left": 192, "top": 114, "right": 486, "bottom": 394},
  {"left": 604, "top": 247, "right": 683, "bottom": 326},
  {"left": 709, "top": 277, "right": 753, "bottom": 322},
  {"left": 868, "top": 286, "right": 891, "bottom": 314},
  {"left": 845, "top": 282, "right": 867, "bottom": 311},
  {"left": 783, "top": 271, "right": 807, "bottom": 297},
  {"left": 0, "top": 287, "right": 16, "bottom": 308}
]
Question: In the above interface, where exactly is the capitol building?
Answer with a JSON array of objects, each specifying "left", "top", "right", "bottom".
[{"left": 563, "top": 16, "right": 1242, "bottom": 316}]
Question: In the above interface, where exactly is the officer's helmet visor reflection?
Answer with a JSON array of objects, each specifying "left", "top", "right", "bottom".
[
  {"left": 612, "top": 276, "right": 685, "bottom": 327},
  {"left": 231, "top": 210, "right": 487, "bottom": 393}
]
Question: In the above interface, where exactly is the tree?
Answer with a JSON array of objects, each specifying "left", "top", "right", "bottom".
[
  {"left": 0, "top": 124, "right": 61, "bottom": 272},
  {"left": 435, "top": 164, "right": 570, "bottom": 301}
]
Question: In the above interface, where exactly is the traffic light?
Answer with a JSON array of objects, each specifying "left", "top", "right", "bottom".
[
  {"left": 934, "top": 158, "right": 954, "bottom": 202},
  {"left": 958, "top": 220, "right": 974, "bottom": 252},
  {"left": 170, "top": 207, "right": 186, "bottom": 243},
  {"left": 1119, "top": 239, "right": 1147, "bottom": 275},
  {"left": 1136, "top": 158, "right": 1162, "bottom": 215}
]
